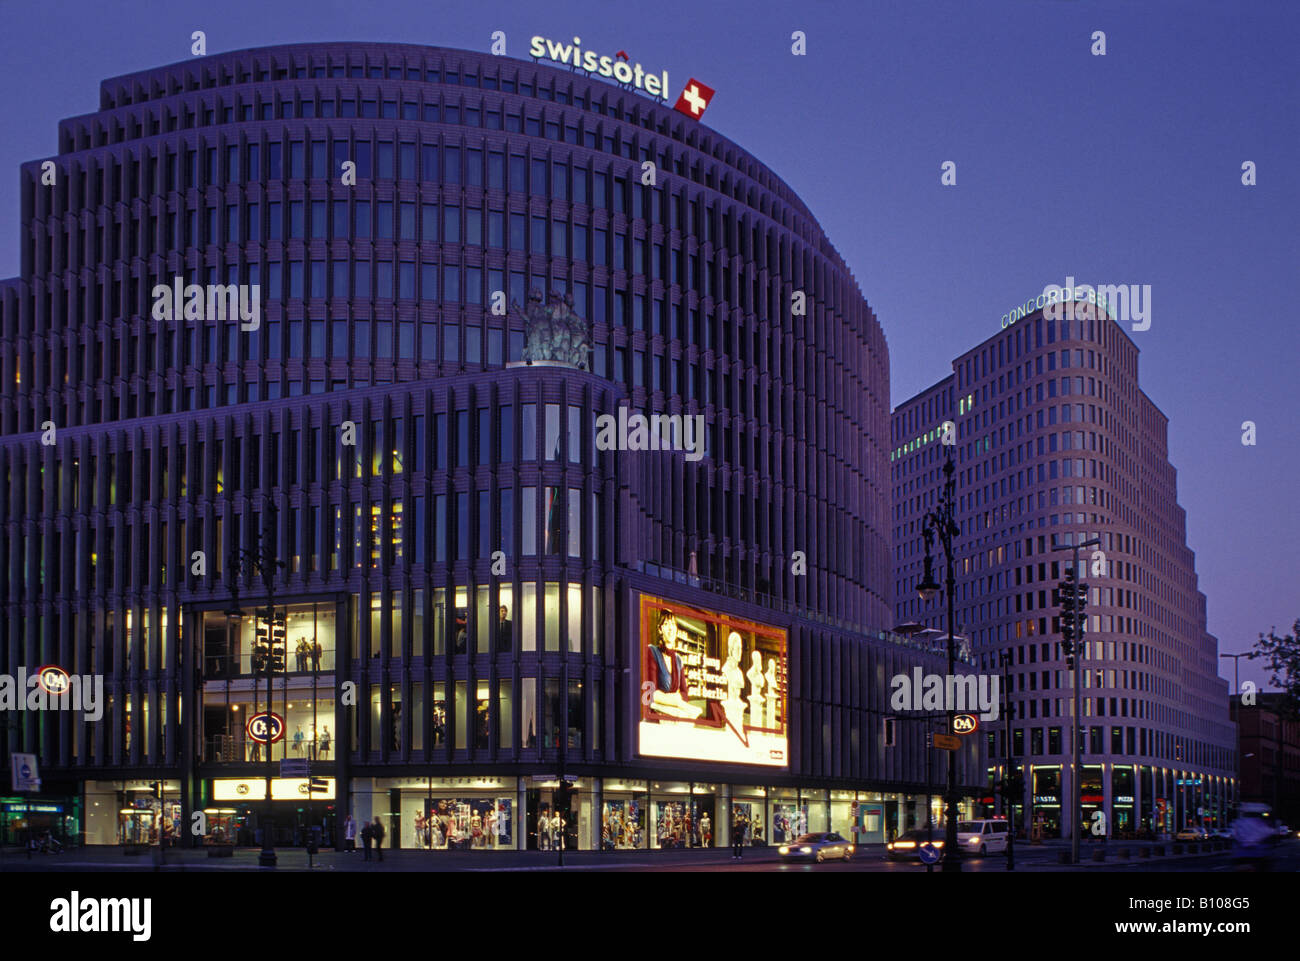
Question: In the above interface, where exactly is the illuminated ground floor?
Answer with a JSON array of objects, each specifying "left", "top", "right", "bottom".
[
  {"left": 982, "top": 762, "right": 1235, "bottom": 839},
  {"left": 29, "top": 776, "right": 980, "bottom": 850}
]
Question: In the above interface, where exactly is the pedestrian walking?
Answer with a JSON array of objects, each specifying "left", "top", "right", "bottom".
[
  {"left": 343, "top": 814, "right": 357, "bottom": 853},
  {"left": 732, "top": 811, "right": 747, "bottom": 860},
  {"left": 372, "top": 816, "right": 386, "bottom": 862},
  {"left": 361, "top": 819, "right": 373, "bottom": 860}
]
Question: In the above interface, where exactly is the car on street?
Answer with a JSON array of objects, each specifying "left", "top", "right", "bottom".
[
  {"left": 956, "top": 818, "right": 1011, "bottom": 855},
  {"left": 777, "top": 832, "right": 855, "bottom": 862},
  {"left": 1175, "top": 828, "right": 1209, "bottom": 841},
  {"left": 885, "top": 829, "right": 945, "bottom": 861}
]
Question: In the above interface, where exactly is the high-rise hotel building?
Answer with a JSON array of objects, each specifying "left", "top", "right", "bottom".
[
  {"left": 0, "top": 42, "right": 981, "bottom": 851},
  {"left": 891, "top": 295, "right": 1235, "bottom": 839}
]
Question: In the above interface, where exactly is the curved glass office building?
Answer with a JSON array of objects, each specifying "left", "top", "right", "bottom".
[{"left": 0, "top": 42, "right": 979, "bottom": 851}]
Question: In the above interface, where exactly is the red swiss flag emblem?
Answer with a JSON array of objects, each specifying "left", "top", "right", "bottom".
[{"left": 674, "top": 79, "right": 715, "bottom": 120}]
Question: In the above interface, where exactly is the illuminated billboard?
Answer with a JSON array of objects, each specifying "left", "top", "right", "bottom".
[{"left": 639, "top": 595, "right": 788, "bottom": 767}]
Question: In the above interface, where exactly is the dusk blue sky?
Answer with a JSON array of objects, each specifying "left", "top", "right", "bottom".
[{"left": 0, "top": 0, "right": 1294, "bottom": 691}]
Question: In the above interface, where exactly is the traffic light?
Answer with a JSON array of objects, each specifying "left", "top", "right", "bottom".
[
  {"left": 1059, "top": 577, "right": 1076, "bottom": 649},
  {"left": 557, "top": 779, "right": 576, "bottom": 813},
  {"left": 1004, "top": 772, "right": 1025, "bottom": 800}
]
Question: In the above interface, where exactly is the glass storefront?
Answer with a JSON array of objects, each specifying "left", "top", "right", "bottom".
[
  {"left": 771, "top": 786, "right": 803, "bottom": 844},
  {"left": 1080, "top": 765, "right": 1104, "bottom": 835},
  {"left": 730, "top": 785, "right": 767, "bottom": 847},
  {"left": 203, "top": 692, "right": 334, "bottom": 763},
  {"left": 1031, "top": 766, "right": 1062, "bottom": 838},
  {"left": 1112, "top": 765, "right": 1136, "bottom": 836},
  {"left": 648, "top": 781, "right": 718, "bottom": 849},
  {"left": 528, "top": 777, "right": 588, "bottom": 851},
  {"left": 403, "top": 786, "right": 513, "bottom": 850},
  {"left": 1, "top": 797, "right": 81, "bottom": 847},
  {"left": 204, "top": 602, "right": 337, "bottom": 678},
  {"left": 80, "top": 780, "right": 180, "bottom": 846},
  {"left": 333, "top": 778, "right": 978, "bottom": 851},
  {"left": 601, "top": 779, "right": 648, "bottom": 850}
]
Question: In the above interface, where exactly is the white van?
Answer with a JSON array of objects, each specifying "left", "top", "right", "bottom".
[{"left": 956, "top": 818, "right": 1011, "bottom": 855}]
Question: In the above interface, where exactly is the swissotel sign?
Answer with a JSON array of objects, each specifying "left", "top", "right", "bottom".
[{"left": 529, "top": 36, "right": 715, "bottom": 119}]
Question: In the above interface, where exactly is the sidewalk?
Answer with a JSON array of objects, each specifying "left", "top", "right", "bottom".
[{"left": 0, "top": 842, "right": 787, "bottom": 871}]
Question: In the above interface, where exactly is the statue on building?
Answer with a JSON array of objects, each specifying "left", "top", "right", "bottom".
[{"left": 516, "top": 289, "right": 592, "bottom": 369}]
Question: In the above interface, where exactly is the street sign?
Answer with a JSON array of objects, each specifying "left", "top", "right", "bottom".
[
  {"left": 280, "top": 757, "right": 308, "bottom": 776},
  {"left": 919, "top": 842, "right": 942, "bottom": 864},
  {"left": 11, "top": 753, "right": 40, "bottom": 792},
  {"left": 932, "top": 733, "right": 962, "bottom": 751},
  {"left": 952, "top": 714, "right": 979, "bottom": 734}
]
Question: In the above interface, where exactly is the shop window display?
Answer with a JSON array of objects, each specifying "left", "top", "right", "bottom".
[
  {"left": 204, "top": 603, "right": 337, "bottom": 679},
  {"left": 730, "top": 800, "right": 766, "bottom": 847},
  {"left": 412, "top": 798, "right": 513, "bottom": 850},
  {"left": 534, "top": 801, "right": 569, "bottom": 851},
  {"left": 652, "top": 796, "right": 716, "bottom": 848},
  {"left": 601, "top": 799, "right": 644, "bottom": 850},
  {"left": 772, "top": 804, "right": 808, "bottom": 845}
]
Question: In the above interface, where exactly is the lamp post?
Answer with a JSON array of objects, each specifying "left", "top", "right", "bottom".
[
  {"left": 1051, "top": 535, "right": 1100, "bottom": 865},
  {"left": 916, "top": 440, "right": 963, "bottom": 872},
  {"left": 999, "top": 649, "right": 1016, "bottom": 871},
  {"left": 226, "top": 517, "right": 286, "bottom": 868},
  {"left": 1220, "top": 652, "right": 1255, "bottom": 825}
]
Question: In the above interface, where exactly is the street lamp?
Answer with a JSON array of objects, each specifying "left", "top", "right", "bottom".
[
  {"left": 1051, "top": 535, "right": 1100, "bottom": 865},
  {"left": 226, "top": 514, "right": 286, "bottom": 868},
  {"left": 917, "top": 440, "right": 963, "bottom": 872},
  {"left": 999, "top": 649, "right": 1016, "bottom": 871},
  {"left": 1220, "top": 651, "right": 1256, "bottom": 824}
]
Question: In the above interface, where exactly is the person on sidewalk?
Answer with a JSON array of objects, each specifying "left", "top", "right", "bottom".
[
  {"left": 732, "top": 811, "right": 747, "bottom": 860},
  {"left": 372, "top": 816, "right": 386, "bottom": 861},
  {"left": 361, "top": 819, "right": 373, "bottom": 860},
  {"left": 343, "top": 814, "right": 357, "bottom": 853}
]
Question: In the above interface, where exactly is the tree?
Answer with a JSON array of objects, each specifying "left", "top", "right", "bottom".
[{"left": 1252, "top": 618, "right": 1300, "bottom": 717}]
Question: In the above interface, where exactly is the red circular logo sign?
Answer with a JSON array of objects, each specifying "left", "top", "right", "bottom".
[
  {"left": 952, "top": 714, "right": 979, "bottom": 734},
  {"left": 246, "top": 712, "right": 285, "bottom": 744},
  {"left": 36, "top": 665, "right": 70, "bottom": 696}
]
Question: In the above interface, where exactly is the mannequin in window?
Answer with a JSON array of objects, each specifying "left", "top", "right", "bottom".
[{"left": 645, "top": 610, "right": 703, "bottom": 719}]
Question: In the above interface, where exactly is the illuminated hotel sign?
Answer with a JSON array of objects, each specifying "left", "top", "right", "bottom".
[
  {"left": 530, "top": 36, "right": 671, "bottom": 102},
  {"left": 1001, "top": 284, "right": 1112, "bottom": 329},
  {"left": 213, "top": 778, "right": 336, "bottom": 802},
  {"left": 639, "top": 595, "right": 788, "bottom": 767}
]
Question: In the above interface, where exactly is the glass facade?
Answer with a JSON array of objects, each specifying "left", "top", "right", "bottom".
[
  {"left": 892, "top": 305, "right": 1236, "bottom": 837},
  {"left": 0, "top": 42, "right": 964, "bottom": 850}
]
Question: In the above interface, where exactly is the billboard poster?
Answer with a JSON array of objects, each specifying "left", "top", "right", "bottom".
[{"left": 638, "top": 595, "right": 788, "bottom": 767}]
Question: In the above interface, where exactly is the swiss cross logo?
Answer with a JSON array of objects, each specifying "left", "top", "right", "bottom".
[{"left": 674, "top": 79, "right": 715, "bottom": 120}]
